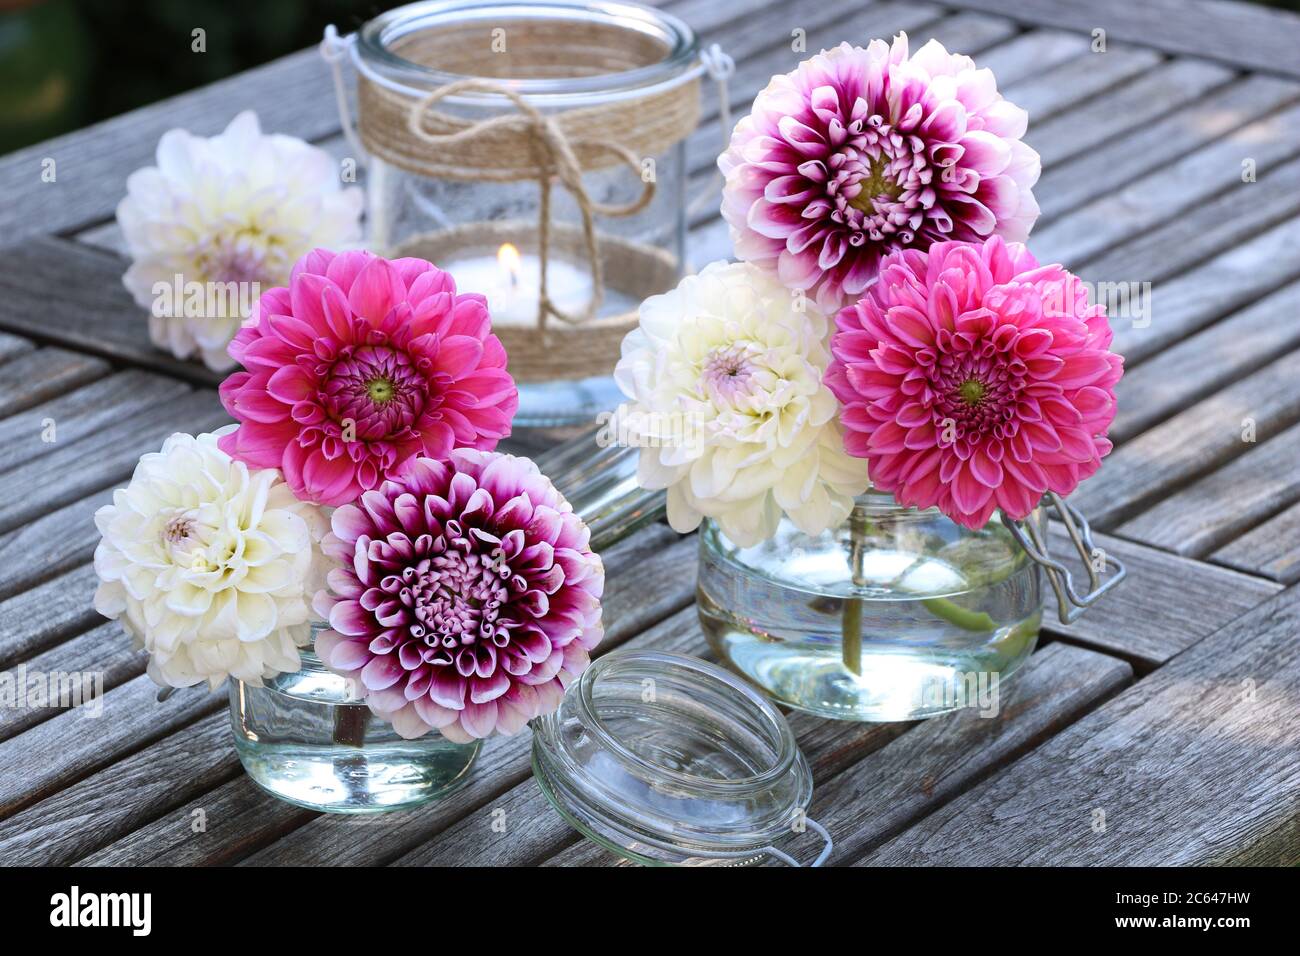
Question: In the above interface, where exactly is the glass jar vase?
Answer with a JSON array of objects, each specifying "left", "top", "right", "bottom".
[
  {"left": 697, "top": 492, "right": 1045, "bottom": 722},
  {"left": 336, "top": 0, "right": 702, "bottom": 426},
  {"left": 229, "top": 623, "right": 481, "bottom": 813},
  {"left": 228, "top": 430, "right": 668, "bottom": 813}
]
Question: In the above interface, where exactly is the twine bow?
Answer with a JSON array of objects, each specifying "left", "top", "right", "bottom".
[{"left": 406, "top": 80, "right": 656, "bottom": 332}]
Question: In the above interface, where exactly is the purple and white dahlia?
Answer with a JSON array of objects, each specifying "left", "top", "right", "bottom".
[
  {"left": 313, "top": 449, "right": 604, "bottom": 742},
  {"left": 719, "top": 34, "right": 1040, "bottom": 312}
]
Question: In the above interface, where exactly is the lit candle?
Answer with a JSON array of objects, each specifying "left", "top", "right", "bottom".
[{"left": 446, "top": 243, "right": 595, "bottom": 327}]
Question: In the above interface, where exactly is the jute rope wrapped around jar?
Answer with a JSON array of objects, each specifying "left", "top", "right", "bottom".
[{"left": 355, "top": 21, "right": 701, "bottom": 381}]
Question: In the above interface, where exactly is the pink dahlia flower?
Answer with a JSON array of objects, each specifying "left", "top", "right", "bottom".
[
  {"left": 313, "top": 449, "right": 604, "bottom": 741},
  {"left": 720, "top": 34, "right": 1040, "bottom": 313},
  {"left": 218, "top": 249, "right": 518, "bottom": 507},
  {"left": 826, "top": 237, "right": 1122, "bottom": 529}
]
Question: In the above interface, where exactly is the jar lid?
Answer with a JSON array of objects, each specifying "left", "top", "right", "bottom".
[{"left": 531, "top": 650, "right": 822, "bottom": 865}]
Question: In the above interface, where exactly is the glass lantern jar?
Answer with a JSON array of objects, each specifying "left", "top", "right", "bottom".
[
  {"left": 340, "top": 0, "right": 701, "bottom": 426},
  {"left": 698, "top": 492, "right": 1045, "bottom": 722}
]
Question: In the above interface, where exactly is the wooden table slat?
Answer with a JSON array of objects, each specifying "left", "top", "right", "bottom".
[
  {"left": 1119, "top": 421, "right": 1300, "bottom": 558},
  {"left": 1042, "top": 526, "right": 1282, "bottom": 667},
  {"left": 1026, "top": 57, "right": 1236, "bottom": 169},
  {"left": 1212, "top": 500, "right": 1300, "bottom": 585},
  {"left": 1107, "top": 279, "right": 1300, "bottom": 445},
  {"left": 0, "top": 370, "right": 191, "bottom": 475},
  {"left": 943, "top": 0, "right": 1300, "bottom": 80},
  {"left": 1034, "top": 103, "right": 1300, "bottom": 269},
  {"left": 0, "top": 390, "right": 227, "bottom": 536},
  {"left": 858, "top": 583, "right": 1300, "bottom": 866},
  {"left": 1036, "top": 74, "right": 1300, "bottom": 222},
  {"left": 0, "top": 348, "right": 108, "bottom": 418},
  {"left": 999, "top": 44, "right": 1163, "bottom": 124},
  {"left": 1072, "top": 347, "right": 1300, "bottom": 529}
]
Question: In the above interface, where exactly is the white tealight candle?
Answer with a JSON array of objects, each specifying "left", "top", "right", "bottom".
[{"left": 447, "top": 243, "right": 595, "bottom": 327}]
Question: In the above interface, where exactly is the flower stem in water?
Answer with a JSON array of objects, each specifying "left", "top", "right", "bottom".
[
  {"left": 842, "top": 509, "right": 869, "bottom": 675},
  {"left": 333, "top": 705, "right": 369, "bottom": 748}
]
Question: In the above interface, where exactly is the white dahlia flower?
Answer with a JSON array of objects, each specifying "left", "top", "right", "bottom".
[
  {"left": 614, "top": 260, "right": 869, "bottom": 547},
  {"left": 117, "top": 110, "right": 364, "bottom": 371},
  {"left": 93, "top": 427, "right": 328, "bottom": 689}
]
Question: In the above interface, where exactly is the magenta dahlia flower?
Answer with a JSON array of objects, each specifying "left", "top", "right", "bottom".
[
  {"left": 826, "top": 237, "right": 1122, "bottom": 529},
  {"left": 218, "top": 249, "right": 518, "bottom": 507},
  {"left": 720, "top": 34, "right": 1040, "bottom": 313},
  {"left": 313, "top": 449, "right": 604, "bottom": 741}
]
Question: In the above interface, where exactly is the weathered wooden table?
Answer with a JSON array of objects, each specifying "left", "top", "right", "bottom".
[{"left": 1, "top": 0, "right": 1298, "bottom": 866}]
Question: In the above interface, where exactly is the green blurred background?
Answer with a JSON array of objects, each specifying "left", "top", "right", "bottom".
[
  {"left": 2, "top": 0, "right": 1299, "bottom": 154},
  {"left": 0, "top": 0, "right": 382, "bottom": 153}
]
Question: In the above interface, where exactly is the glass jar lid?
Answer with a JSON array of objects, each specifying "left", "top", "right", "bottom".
[{"left": 531, "top": 650, "right": 823, "bottom": 865}]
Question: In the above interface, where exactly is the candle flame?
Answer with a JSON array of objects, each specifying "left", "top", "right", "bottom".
[{"left": 497, "top": 243, "right": 521, "bottom": 289}]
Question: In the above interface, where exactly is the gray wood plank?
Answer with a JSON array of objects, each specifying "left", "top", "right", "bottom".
[
  {"left": 0, "top": 390, "right": 227, "bottom": 535},
  {"left": 0, "top": 489, "right": 112, "bottom": 601},
  {"left": 1112, "top": 215, "right": 1300, "bottom": 366},
  {"left": 999, "top": 45, "right": 1163, "bottom": 124},
  {"left": 967, "top": 28, "right": 1093, "bottom": 87},
  {"left": 0, "top": 237, "right": 222, "bottom": 386},
  {"left": 940, "top": 0, "right": 1300, "bottom": 79},
  {"left": 1119, "top": 421, "right": 1300, "bottom": 558},
  {"left": 1082, "top": 156, "right": 1300, "bottom": 285},
  {"left": 0, "top": 371, "right": 190, "bottom": 474},
  {"left": 0, "top": 672, "right": 223, "bottom": 820},
  {"left": 791, "top": 642, "right": 1131, "bottom": 865},
  {"left": 1036, "top": 75, "right": 1300, "bottom": 221},
  {"left": 0, "top": 712, "right": 237, "bottom": 867},
  {"left": 0, "top": 47, "right": 341, "bottom": 242},
  {"left": 0, "top": 623, "right": 143, "bottom": 743},
  {"left": 1213, "top": 500, "right": 1300, "bottom": 585},
  {"left": 1027, "top": 57, "right": 1234, "bottom": 169},
  {"left": 0, "top": 564, "right": 102, "bottom": 665},
  {"left": 0, "top": 348, "right": 108, "bottom": 418},
  {"left": 77, "top": 773, "right": 313, "bottom": 867},
  {"left": 1033, "top": 104, "right": 1300, "bottom": 268},
  {"left": 1109, "top": 282, "right": 1300, "bottom": 445},
  {"left": 859, "top": 583, "right": 1300, "bottom": 866},
  {"left": 1071, "top": 348, "right": 1300, "bottom": 528},
  {"left": 0, "top": 333, "right": 33, "bottom": 366},
  {"left": 1042, "top": 526, "right": 1281, "bottom": 667},
  {"left": 240, "top": 529, "right": 700, "bottom": 866}
]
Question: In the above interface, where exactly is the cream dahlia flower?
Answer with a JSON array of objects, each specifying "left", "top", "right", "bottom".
[
  {"left": 93, "top": 427, "right": 328, "bottom": 689},
  {"left": 117, "top": 110, "right": 364, "bottom": 372},
  {"left": 614, "top": 261, "right": 868, "bottom": 546}
]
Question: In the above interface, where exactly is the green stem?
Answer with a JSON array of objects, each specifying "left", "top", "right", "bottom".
[
  {"left": 920, "top": 597, "right": 997, "bottom": 632},
  {"left": 842, "top": 510, "right": 869, "bottom": 675}
]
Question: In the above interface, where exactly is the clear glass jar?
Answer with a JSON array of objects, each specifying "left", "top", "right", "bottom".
[
  {"left": 531, "top": 650, "right": 830, "bottom": 866},
  {"left": 348, "top": 0, "right": 699, "bottom": 426},
  {"left": 229, "top": 623, "right": 481, "bottom": 813},
  {"left": 228, "top": 430, "right": 667, "bottom": 813},
  {"left": 698, "top": 492, "right": 1044, "bottom": 722}
]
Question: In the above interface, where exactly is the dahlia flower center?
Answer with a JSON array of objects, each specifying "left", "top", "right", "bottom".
[
  {"left": 324, "top": 346, "right": 429, "bottom": 441},
  {"left": 934, "top": 347, "right": 1026, "bottom": 441},
  {"left": 957, "top": 378, "right": 986, "bottom": 405},
  {"left": 394, "top": 538, "right": 518, "bottom": 655},
  {"left": 366, "top": 377, "right": 396, "bottom": 404},
  {"left": 847, "top": 155, "right": 905, "bottom": 215},
  {"left": 198, "top": 231, "right": 273, "bottom": 285},
  {"left": 161, "top": 510, "right": 209, "bottom": 565},
  {"left": 702, "top": 344, "right": 757, "bottom": 400}
]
